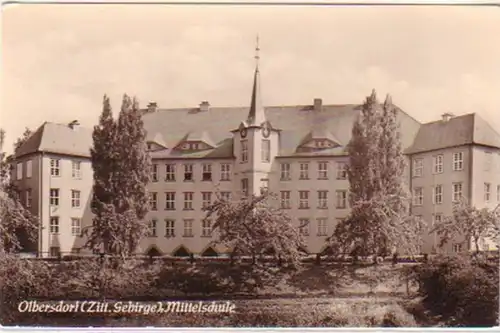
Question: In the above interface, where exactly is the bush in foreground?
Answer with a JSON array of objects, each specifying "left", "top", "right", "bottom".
[{"left": 413, "top": 254, "right": 498, "bottom": 327}]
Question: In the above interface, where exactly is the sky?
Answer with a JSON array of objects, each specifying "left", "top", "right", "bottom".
[{"left": 1, "top": 4, "right": 499, "bottom": 153}]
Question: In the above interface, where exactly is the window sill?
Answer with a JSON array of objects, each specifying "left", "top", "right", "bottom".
[
  {"left": 280, "top": 178, "right": 291, "bottom": 182},
  {"left": 336, "top": 178, "right": 347, "bottom": 181},
  {"left": 164, "top": 234, "right": 176, "bottom": 238},
  {"left": 317, "top": 177, "right": 329, "bottom": 180},
  {"left": 280, "top": 207, "right": 291, "bottom": 210},
  {"left": 183, "top": 208, "right": 194, "bottom": 211},
  {"left": 165, "top": 208, "right": 176, "bottom": 211},
  {"left": 201, "top": 235, "right": 213, "bottom": 238},
  {"left": 317, "top": 207, "right": 328, "bottom": 210},
  {"left": 298, "top": 207, "right": 310, "bottom": 210},
  {"left": 165, "top": 179, "right": 176, "bottom": 182},
  {"left": 317, "top": 234, "right": 328, "bottom": 237},
  {"left": 148, "top": 235, "right": 158, "bottom": 238},
  {"left": 183, "top": 235, "right": 194, "bottom": 238},
  {"left": 299, "top": 178, "right": 310, "bottom": 181},
  {"left": 202, "top": 179, "right": 213, "bottom": 182},
  {"left": 183, "top": 179, "right": 194, "bottom": 182},
  {"left": 336, "top": 206, "right": 347, "bottom": 210}
]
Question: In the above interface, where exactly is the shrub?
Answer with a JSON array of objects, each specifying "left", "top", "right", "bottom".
[{"left": 413, "top": 254, "right": 498, "bottom": 327}]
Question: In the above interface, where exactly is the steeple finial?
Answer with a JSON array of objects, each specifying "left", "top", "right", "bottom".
[
  {"left": 255, "top": 35, "right": 260, "bottom": 71},
  {"left": 246, "top": 35, "right": 266, "bottom": 126}
]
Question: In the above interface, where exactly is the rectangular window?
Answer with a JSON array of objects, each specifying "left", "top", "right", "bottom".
[
  {"left": 299, "top": 191, "right": 309, "bottom": 209},
  {"left": 148, "top": 219, "right": 157, "bottom": 237},
  {"left": 261, "top": 139, "right": 271, "bottom": 162},
  {"left": 151, "top": 164, "right": 158, "bottom": 182},
  {"left": 413, "top": 158, "right": 423, "bottom": 177},
  {"left": 433, "top": 185, "right": 443, "bottom": 205},
  {"left": 485, "top": 152, "right": 492, "bottom": 171},
  {"left": 299, "top": 163, "right": 309, "bottom": 180},
  {"left": 317, "top": 218, "right": 328, "bottom": 236},
  {"left": 452, "top": 243, "right": 463, "bottom": 253},
  {"left": 25, "top": 189, "right": 32, "bottom": 208},
  {"left": 165, "top": 192, "right": 176, "bottom": 210},
  {"left": 150, "top": 192, "right": 158, "bottom": 211},
  {"left": 413, "top": 187, "right": 423, "bottom": 206},
  {"left": 183, "top": 192, "right": 194, "bottom": 210},
  {"left": 433, "top": 213, "right": 443, "bottom": 226},
  {"left": 72, "top": 161, "right": 81, "bottom": 179},
  {"left": 71, "top": 190, "right": 81, "bottom": 208},
  {"left": 241, "top": 178, "right": 249, "bottom": 197},
  {"left": 50, "top": 188, "right": 59, "bottom": 206},
  {"left": 453, "top": 152, "right": 464, "bottom": 171},
  {"left": 220, "top": 191, "right": 231, "bottom": 201},
  {"left": 280, "top": 163, "right": 291, "bottom": 181},
  {"left": 433, "top": 155, "right": 443, "bottom": 174},
  {"left": 165, "top": 164, "right": 176, "bottom": 181},
  {"left": 50, "top": 246, "right": 60, "bottom": 257},
  {"left": 336, "top": 162, "right": 348, "bottom": 180},
  {"left": 497, "top": 185, "right": 500, "bottom": 202},
  {"left": 484, "top": 183, "right": 491, "bottom": 202},
  {"left": 241, "top": 140, "right": 248, "bottom": 162},
  {"left": 260, "top": 179, "right": 269, "bottom": 195},
  {"left": 336, "top": 190, "right": 347, "bottom": 209},
  {"left": 318, "top": 190, "right": 328, "bottom": 209},
  {"left": 50, "top": 217, "right": 59, "bottom": 234},
  {"left": 202, "top": 192, "right": 212, "bottom": 209},
  {"left": 202, "top": 219, "right": 212, "bottom": 237},
  {"left": 299, "top": 218, "right": 310, "bottom": 236},
  {"left": 50, "top": 159, "right": 60, "bottom": 177},
  {"left": 26, "top": 160, "right": 33, "bottom": 178},
  {"left": 202, "top": 163, "right": 212, "bottom": 181},
  {"left": 165, "top": 219, "right": 175, "bottom": 237},
  {"left": 318, "top": 162, "right": 328, "bottom": 179},
  {"left": 184, "top": 164, "right": 194, "bottom": 181},
  {"left": 183, "top": 219, "right": 194, "bottom": 237},
  {"left": 453, "top": 182, "right": 463, "bottom": 202},
  {"left": 71, "top": 218, "right": 81, "bottom": 236},
  {"left": 16, "top": 162, "right": 22, "bottom": 180},
  {"left": 280, "top": 191, "right": 291, "bottom": 209},
  {"left": 220, "top": 163, "right": 231, "bottom": 181}
]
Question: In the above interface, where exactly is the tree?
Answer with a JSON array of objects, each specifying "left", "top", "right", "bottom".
[
  {"left": 203, "top": 192, "right": 306, "bottom": 267},
  {"left": 330, "top": 91, "right": 424, "bottom": 258},
  {"left": 0, "top": 129, "right": 38, "bottom": 253},
  {"left": 431, "top": 198, "right": 499, "bottom": 253},
  {"left": 13, "top": 127, "right": 33, "bottom": 151},
  {"left": 86, "top": 95, "right": 151, "bottom": 257}
]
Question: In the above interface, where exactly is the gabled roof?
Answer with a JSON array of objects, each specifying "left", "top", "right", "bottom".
[
  {"left": 14, "top": 122, "right": 93, "bottom": 158},
  {"left": 406, "top": 113, "right": 500, "bottom": 154},
  {"left": 143, "top": 103, "right": 421, "bottom": 158}
]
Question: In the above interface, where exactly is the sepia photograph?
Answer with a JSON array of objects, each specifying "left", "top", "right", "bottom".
[{"left": 1, "top": 3, "right": 499, "bottom": 328}]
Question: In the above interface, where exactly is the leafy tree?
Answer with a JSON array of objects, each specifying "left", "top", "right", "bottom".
[
  {"left": 0, "top": 129, "right": 38, "bottom": 253},
  {"left": 86, "top": 95, "right": 151, "bottom": 257},
  {"left": 431, "top": 198, "right": 499, "bottom": 252},
  {"left": 331, "top": 91, "right": 424, "bottom": 258},
  {"left": 204, "top": 192, "right": 306, "bottom": 267},
  {"left": 13, "top": 127, "right": 33, "bottom": 152}
]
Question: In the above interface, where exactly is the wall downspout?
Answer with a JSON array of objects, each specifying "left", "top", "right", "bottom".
[{"left": 38, "top": 152, "right": 44, "bottom": 257}]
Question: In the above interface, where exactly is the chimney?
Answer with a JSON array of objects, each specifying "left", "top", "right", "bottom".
[
  {"left": 199, "top": 101, "right": 210, "bottom": 112},
  {"left": 441, "top": 113, "right": 454, "bottom": 122},
  {"left": 313, "top": 98, "right": 322, "bottom": 112},
  {"left": 68, "top": 120, "right": 80, "bottom": 129},
  {"left": 147, "top": 102, "right": 158, "bottom": 113}
]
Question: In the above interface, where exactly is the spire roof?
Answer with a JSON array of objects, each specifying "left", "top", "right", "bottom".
[{"left": 246, "top": 36, "right": 266, "bottom": 126}]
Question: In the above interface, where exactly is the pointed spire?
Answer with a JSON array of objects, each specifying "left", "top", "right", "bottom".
[{"left": 246, "top": 35, "right": 266, "bottom": 126}]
